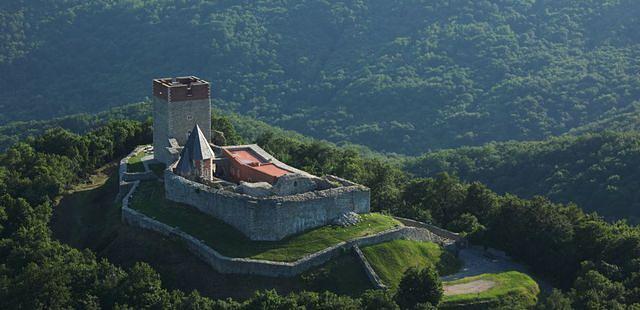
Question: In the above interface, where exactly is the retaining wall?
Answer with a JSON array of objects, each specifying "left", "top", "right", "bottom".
[
  {"left": 353, "top": 245, "right": 387, "bottom": 289},
  {"left": 164, "top": 168, "right": 371, "bottom": 241}
]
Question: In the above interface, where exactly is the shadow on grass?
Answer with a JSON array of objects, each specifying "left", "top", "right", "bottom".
[{"left": 51, "top": 165, "right": 122, "bottom": 250}]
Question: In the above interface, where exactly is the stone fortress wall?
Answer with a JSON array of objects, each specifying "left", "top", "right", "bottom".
[
  {"left": 122, "top": 180, "right": 451, "bottom": 277},
  {"left": 164, "top": 161, "right": 371, "bottom": 241},
  {"left": 119, "top": 147, "right": 463, "bottom": 279}
]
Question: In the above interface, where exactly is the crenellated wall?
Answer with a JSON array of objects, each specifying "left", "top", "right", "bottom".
[{"left": 164, "top": 166, "right": 371, "bottom": 241}]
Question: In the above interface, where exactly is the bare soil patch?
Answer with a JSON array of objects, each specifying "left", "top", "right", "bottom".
[{"left": 444, "top": 279, "right": 496, "bottom": 296}]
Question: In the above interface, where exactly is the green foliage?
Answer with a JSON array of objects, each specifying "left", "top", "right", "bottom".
[
  {"left": 395, "top": 266, "right": 443, "bottom": 309},
  {"left": 406, "top": 131, "right": 640, "bottom": 220},
  {"left": 3, "top": 1, "right": 640, "bottom": 153},
  {"left": 212, "top": 115, "right": 244, "bottom": 146},
  {"left": 538, "top": 289, "right": 572, "bottom": 310},
  {"left": 446, "top": 213, "right": 484, "bottom": 237},
  {"left": 360, "top": 289, "right": 400, "bottom": 310},
  {"left": 1, "top": 111, "right": 640, "bottom": 308}
]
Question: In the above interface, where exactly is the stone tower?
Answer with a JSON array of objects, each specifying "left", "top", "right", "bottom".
[{"left": 152, "top": 76, "right": 212, "bottom": 164}]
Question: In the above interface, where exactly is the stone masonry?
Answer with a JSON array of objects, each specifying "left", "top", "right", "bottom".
[
  {"left": 153, "top": 77, "right": 212, "bottom": 164},
  {"left": 164, "top": 162, "right": 371, "bottom": 241},
  {"left": 122, "top": 181, "right": 448, "bottom": 277}
]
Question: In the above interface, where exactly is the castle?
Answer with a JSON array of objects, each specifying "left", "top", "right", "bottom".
[{"left": 152, "top": 76, "right": 371, "bottom": 241}]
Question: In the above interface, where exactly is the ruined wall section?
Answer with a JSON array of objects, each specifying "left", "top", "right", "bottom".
[{"left": 164, "top": 167, "right": 370, "bottom": 241}]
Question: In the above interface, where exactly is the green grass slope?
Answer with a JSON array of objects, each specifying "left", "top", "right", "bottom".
[
  {"left": 441, "top": 272, "right": 540, "bottom": 309},
  {"left": 361, "top": 239, "right": 462, "bottom": 289}
]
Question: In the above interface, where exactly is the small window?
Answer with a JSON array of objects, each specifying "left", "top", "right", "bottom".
[
  {"left": 293, "top": 181, "right": 298, "bottom": 187},
  {"left": 187, "top": 115, "right": 193, "bottom": 120}
]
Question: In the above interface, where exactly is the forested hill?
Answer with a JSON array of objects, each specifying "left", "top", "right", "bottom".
[
  {"left": 2, "top": 113, "right": 640, "bottom": 308},
  {"left": 405, "top": 131, "right": 640, "bottom": 221},
  {"left": 2, "top": 0, "right": 640, "bottom": 154}
]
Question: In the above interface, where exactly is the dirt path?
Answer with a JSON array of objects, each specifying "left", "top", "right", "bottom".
[
  {"left": 444, "top": 280, "right": 496, "bottom": 296},
  {"left": 442, "top": 246, "right": 552, "bottom": 292}
]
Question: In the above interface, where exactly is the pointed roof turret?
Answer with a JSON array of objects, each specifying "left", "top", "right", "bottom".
[{"left": 175, "top": 124, "right": 214, "bottom": 176}]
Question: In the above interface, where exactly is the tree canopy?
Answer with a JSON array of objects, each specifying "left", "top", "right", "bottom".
[{"left": 2, "top": 0, "right": 640, "bottom": 153}]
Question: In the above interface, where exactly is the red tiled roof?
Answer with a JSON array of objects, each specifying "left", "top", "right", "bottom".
[
  {"left": 228, "top": 150, "right": 263, "bottom": 165},
  {"left": 224, "top": 148, "right": 292, "bottom": 178},
  {"left": 252, "top": 163, "right": 291, "bottom": 177}
]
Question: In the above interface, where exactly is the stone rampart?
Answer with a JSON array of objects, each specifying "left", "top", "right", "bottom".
[
  {"left": 164, "top": 167, "right": 371, "bottom": 241},
  {"left": 122, "top": 182, "right": 447, "bottom": 277}
]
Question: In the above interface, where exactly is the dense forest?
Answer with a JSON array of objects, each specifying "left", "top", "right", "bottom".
[
  {"left": 2, "top": 0, "right": 640, "bottom": 154},
  {"left": 405, "top": 131, "right": 640, "bottom": 221},
  {"left": 0, "top": 116, "right": 639, "bottom": 308}
]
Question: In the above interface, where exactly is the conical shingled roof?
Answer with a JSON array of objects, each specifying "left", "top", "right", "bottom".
[{"left": 175, "top": 124, "right": 214, "bottom": 176}]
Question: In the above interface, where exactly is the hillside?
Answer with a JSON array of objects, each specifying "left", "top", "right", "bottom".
[
  {"left": 405, "top": 131, "right": 640, "bottom": 221},
  {"left": 2, "top": 0, "right": 640, "bottom": 154},
  {"left": 2, "top": 116, "right": 640, "bottom": 308}
]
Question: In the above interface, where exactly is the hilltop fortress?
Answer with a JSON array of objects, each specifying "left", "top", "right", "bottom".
[
  {"left": 151, "top": 76, "right": 370, "bottom": 241},
  {"left": 118, "top": 76, "right": 461, "bottom": 279}
]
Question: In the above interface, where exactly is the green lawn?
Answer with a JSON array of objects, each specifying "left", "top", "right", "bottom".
[
  {"left": 127, "top": 150, "right": 147, "bottom": 172},
  {"left": 361, "top": 239, "right": 462, "bottom": 289},
  {"left": 129, "top": 181, "right": 402, "bottom": 262},
  {"left": 441, "top": 271, "right": 540, "bottom": 309}
]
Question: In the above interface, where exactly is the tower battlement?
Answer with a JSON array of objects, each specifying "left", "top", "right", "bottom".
[
  {"left": 153, "top": 76, "right": 212, "bottom": 164},
  {"left": 153, "top": 76, "right": 210, "bottom": 102}
]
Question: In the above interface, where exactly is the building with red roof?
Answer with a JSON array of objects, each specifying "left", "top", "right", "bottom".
[{"left": 220, "top": 146, "right": 295, "bottom": 184}]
